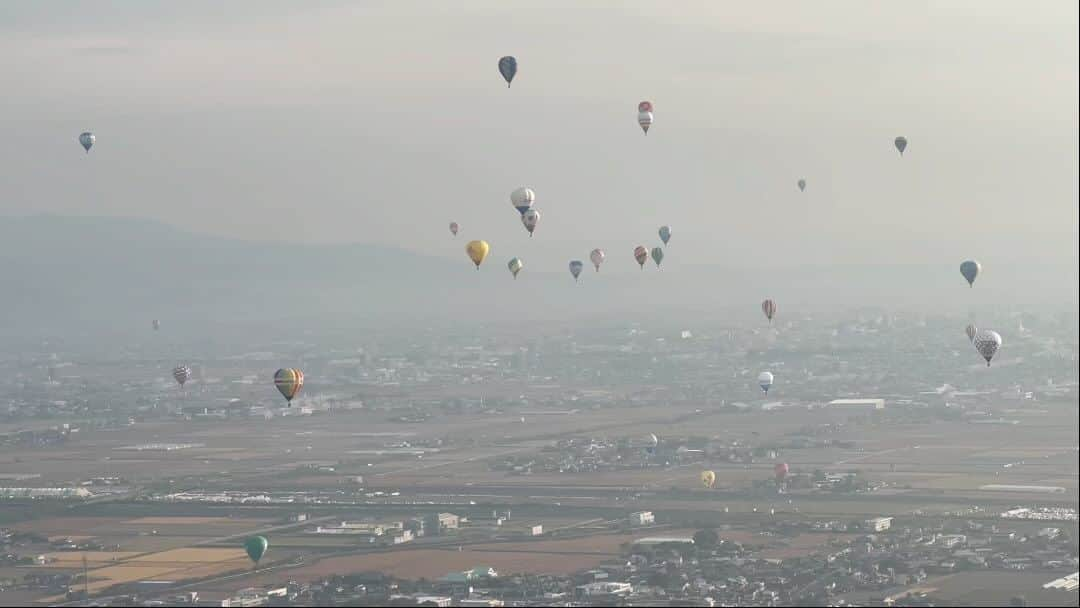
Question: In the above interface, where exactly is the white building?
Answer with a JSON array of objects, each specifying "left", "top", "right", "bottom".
[
  {"left": 865, "top": 517, "right": 893, "bottom": 532},
  {"left": 629, "top": 511, "right": 655, "bottom": 526},
  {"left": 828, "top": 398, "right": 885, "bottom": 410}
]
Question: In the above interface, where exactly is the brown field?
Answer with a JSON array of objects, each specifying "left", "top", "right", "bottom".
[
  {"left": 124, "top": 516, "right": 258, "bottom": 526},
  {"left": 76, "top": 548, "right": 251, "bottom": 594},
  {"left": 12, "top": 517, "right": 127, "bottom": 535},
  {"left": 38, "top": 551, "right": 143, "bottom": 567},
  {"left": 207, "top": 534, "right": 637, "bottom": 592}
]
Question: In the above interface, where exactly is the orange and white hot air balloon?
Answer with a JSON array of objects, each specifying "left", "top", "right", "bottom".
[{"left": 274, "top": 368, "right": 304, "bottom": 406}]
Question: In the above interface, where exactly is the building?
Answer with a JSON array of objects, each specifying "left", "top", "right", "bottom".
[
  {"left": 632, "top": 536, "right": 695, "bottom": 547},
  {"left": 937, "top": 534, "right": 966, "bottom": 548},
  {"left": 864, "top": 517, "right": 893, "bottom": 532},
  {"left": 629, "top": 511, "right": 655, "bottom": 526},
  {"left": 426, "top": 512, "right": 460, "bottom": 535},
  {"left": 0, "top": 487, "right": 93, "bottom": 499},
  {"left": 828, "top": 398, "right": 885, "bottom": 410}
]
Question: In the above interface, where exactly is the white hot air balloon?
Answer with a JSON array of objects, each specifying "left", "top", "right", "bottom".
[
  {"left": 521, "top": 209, "right": 540, "bottom": 236},
  {"left": 590, "top": 248, "right": 605, "bottom": 271},
  {"left": 973, "top": 329, "right": 1001, "bottom": 366},
  {"left": 758, "top": 371, "right": 774, "bottom": 395},
  {"left": 965, "top": 324, "right": 977, "bottom": 343},
  {"left": 510, "top": 187, "right": 535, "bottom": 215}
]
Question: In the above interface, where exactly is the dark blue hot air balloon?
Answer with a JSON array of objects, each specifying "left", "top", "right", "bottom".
[
  {"left": 498, "top": 56, "right": 517, "bottom": 87},
  {"left": 960, "top": 260, "right": 981, "bottom": 287}
]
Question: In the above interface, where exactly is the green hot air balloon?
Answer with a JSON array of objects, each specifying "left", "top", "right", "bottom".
[
  {"left": 244, "top": 535, "right": 269, "bottom": 565},
  {"left": 651, "top": 246, "right": 664, "bottom": 268}
]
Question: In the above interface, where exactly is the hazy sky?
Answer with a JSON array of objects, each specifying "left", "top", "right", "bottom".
[{"left": 2, "top": 1, "right": 1077, "bottom": 274}]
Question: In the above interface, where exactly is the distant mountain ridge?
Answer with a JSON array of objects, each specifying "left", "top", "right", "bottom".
[{"left": 1, "top": 215, "right": 1075, "bottom": 334}]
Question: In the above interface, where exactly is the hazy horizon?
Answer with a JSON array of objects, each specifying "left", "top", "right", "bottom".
[{"left": 1, "top": 1, "right": 1077, "bottom": 274}]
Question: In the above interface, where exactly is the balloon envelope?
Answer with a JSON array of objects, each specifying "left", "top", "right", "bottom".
[
  {"left": 152, "top": 319, "right": 161, "bottom": 331},
  {"left": 449, "top": 222, "right": 459, "bottom": 236},
  {"left": 244, "top": 536, "right": 268, "bottom": 564},
  {"left": 973, "top": 330, "right": 1001, "bottom": 366},
  {"left": 569, "top": 260, "right": 584, "bottom": 280},
  {"left": 894, "top": 136, "right": 908, "bottom": 155},
  {"left": 274, "top": 368, "right": 304, "bottom": 404},
  {"left": 965, "top": 324, "right": 978, "bottom": 342},
  {"left": 79, "top": 132, "right": 95, "bottom": 152},
  {"left": 650, "top": 247, "right": 664, "bottom": 267},
  {"left": 507, "top": 257, "right": 523, "bottom": 278},
  {"left": 638, "top": 110, "right": 653, "bottom": 134},
  {"left": 510, "top": 187, "right": 535, "bottom": 215},
  {"left": 466, "top": 240, "right": 490, "bottom": 269},
  {"left": 701, "top": 470, "right": 716, "bottom": 489},
  {"left": 960, "top": 260, "right": 981, "bottom": 287},
  {"left": 521, "top": 209, "right": 540, "bottom": 235},
  {"left": 173, "top": 365, "right": 192, "bottom": 387},
  {"left": 658, "top": 225, "right": 671, "bottom": 245},
  {"left": 797, "top": 179, "right": 806, "bottom": 192},
  {"left": 590, "top": 248, "right": 605, "bottom": 270},
  {"left": 758, "top": 371, "right": 774, "bottom": 394},
  {"left": 774, "top": 462, "right": 789, "bottom": 480},
  {"left": 634, "top": 246, "right": 648, "bottom": 268},
  {"left": 498, "top": 56, "right": 517, "bottom": 86},
  {"left": 761, "top": 299, "right": 777, "bottom": 322}
]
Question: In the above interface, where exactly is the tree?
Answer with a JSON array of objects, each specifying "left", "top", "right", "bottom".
[{"left": 693, "top": 528, "right": 720, "bottom": 551}]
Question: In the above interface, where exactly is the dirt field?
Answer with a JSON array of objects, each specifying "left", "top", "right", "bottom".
[
  {"left": 78, "top": 547, "right": 251, "bottom": 594},
  {"left": 207, "top": 534, "right": 637, "bottom": 591},
  {"left": 124, "top": 516, "right": 259, "bottom": 526}
]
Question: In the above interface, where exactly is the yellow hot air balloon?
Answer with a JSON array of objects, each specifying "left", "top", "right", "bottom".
[
  {"left": 466, "top": 240, "right": 490, "bottom": 269},
  {"left": 701, "top": 470, "right": 716, "bottom": 489}
]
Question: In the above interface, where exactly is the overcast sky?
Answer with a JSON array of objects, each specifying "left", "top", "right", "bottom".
[{"left": 2, "top": 1, "right": 1077, "bottom": 275}]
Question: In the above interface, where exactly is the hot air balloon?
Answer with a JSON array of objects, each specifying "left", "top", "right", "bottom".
[
  {"left": 79, "top": 132, "right": 95, "bottom": 153},
  {"left": 774, "top": 462, "right": 789, "bottom": 484},
  {"left": 510, "top": 187, "right": 535, "bottom": 215},
  {"left": 569, "top": 260, "right": 584, "bottom": 282},
  {"left": 590, "top": 248, "right": 605, "bottom": 271},
  {"left": 960, "top": 260, "right": 981, "bottom": 287},
  {"left": 973, "top": 330, "right": 1001, "bottom": 366},
  {"left": 965, "top": 324, "right": 978, "bottom": 342},
  {"left": 797, "top": 179, "right": 806, "bottom": 192},
  {"left": 508, "top": 257, "right": 523, "bottom": 279},
  {"left": 894, "top": 136, "right": 908, "bottom": 156},
  {"left": 449, "top": 222, "right": 459, "bottom": 237},
  {"left": 650, "top": 247, "right": 664, "bottom": 268},
  {"left": 701, "top": 470, "right": 716, "bottom": 489},
  {"left": 498, "top": 56, "right": 517, "bottom": 87},
  {"left": 634, "top": 246, "right": 649, "bottom": 269},
  {"left": 244, "top": 535, "right": 268, "bottom": 566},
  {"left": 658, "top": 225, "right": 671, "bottom": 246},
  {"left": 761, "top": 299, "right": 777, "bottom": 323},
  {"left": 758, "top": 371, "right": 774, "bottom": 395},
  {"left": 173, "top": 365, "right": 192, "bottom": 388},
  {"left": 637, "top": 101, "right": 653, "bottom": 135},
  {"left": 521, "top": 209, "right": 540, "bottom": 236},
  {"left": 152, "top": 319, "right": 161, "bottom": 331},
  {"left": 466, "top": 240, "right": 490, "bottom": 269},
  {"left": 274, "top": 368, "right": 304, "bottom": 405}
]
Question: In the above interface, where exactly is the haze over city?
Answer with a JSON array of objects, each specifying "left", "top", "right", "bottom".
[{"left": 0, "top": 2, "right": 1077, "bottom": 607}]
